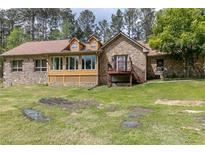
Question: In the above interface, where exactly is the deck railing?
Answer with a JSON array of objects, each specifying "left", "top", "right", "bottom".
[{"left": 108, "top": 59, "right": 132, "bottom": 72}]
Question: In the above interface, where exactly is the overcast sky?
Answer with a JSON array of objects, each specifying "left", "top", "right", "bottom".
[{"left": 71, "top": 8, "right": 124, "bottom": 23}]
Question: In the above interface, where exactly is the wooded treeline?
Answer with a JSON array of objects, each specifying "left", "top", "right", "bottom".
[{"left": 0, "top": 8, "right": 155, "bottom": 53}]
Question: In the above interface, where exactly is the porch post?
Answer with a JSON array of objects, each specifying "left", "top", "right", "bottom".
[{"left": 129, "top": 73, "right": 132, "bottom": 86}]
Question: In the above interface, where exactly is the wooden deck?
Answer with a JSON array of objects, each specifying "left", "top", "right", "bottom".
[{"left": 107, "top": 58, "right": 133, "bottom": 87}]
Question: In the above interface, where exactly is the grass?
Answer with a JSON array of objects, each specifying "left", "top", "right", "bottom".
[{"left": 0, "top": 80, "right": 205, "bottom": 144}]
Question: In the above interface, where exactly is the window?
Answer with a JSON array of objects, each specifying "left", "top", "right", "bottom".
[
  {"left": 11, "top": 60, "right": 23, "bottom": 72},
  {"left": 66, "top": 56, "right": 79, "bottom": 70},
  {"left": 114, "top": 55, "right": 128, "bottom": 71},
  {"left": 82, "top": 55, "right": 96, "bottom": 70},
  {"left": 71, "top": 43, "right": 78, "bottom": 49},
  {"left": 91, "top": 42, "right": 97, "bottom": 49},
  {"left": 35, "top": 59, "right": 47, "bottom": 71},
  {"left": 156, "top": 59, "right": 164, "bottom": 71},
  {"left": 51, "top": 57, "right": 63, "bottom": 70}
]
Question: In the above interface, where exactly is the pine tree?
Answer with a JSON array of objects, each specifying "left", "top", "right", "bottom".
[
  {"left": 95, "top": 20, "right": 111, "bottom": 42},
  {"left": 77, "top": 9, "right": 96, "bottom": 40},
  {"left": 111, "top": 9, "right": 124, "bottom": 35},
  {"left": 140, "top": 8, "right": 155, "bottom": 41}
]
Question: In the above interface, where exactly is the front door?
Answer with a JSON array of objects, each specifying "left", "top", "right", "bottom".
[{"left": 116, "top": 55, "right": 127, "bottom": 71}]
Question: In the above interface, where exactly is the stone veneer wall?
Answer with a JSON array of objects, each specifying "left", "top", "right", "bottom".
[
  {"left": 147, "top": 55, "right": 205, "bottom": 79},
  {"left": 99, "top": 36, "right": 147, "bottom": 85},
  {"left": 3, "top": 56, "right": 48, "bottom": 87}
]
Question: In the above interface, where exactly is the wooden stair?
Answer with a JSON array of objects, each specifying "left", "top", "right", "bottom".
[{"left": 107, "top": 57, "right": 145, "bottom": 87}]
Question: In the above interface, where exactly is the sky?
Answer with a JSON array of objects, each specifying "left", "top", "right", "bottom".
[{"left": 71, "top": 8, "right": 123, "bottom": 23}]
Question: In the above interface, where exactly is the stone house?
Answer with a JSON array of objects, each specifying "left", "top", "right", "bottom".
[{"left": 1, "top": 32, "right": 205, "bottom": 87}]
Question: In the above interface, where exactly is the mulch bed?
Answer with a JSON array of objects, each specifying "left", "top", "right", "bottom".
[{"left": 39, "top": 97, "right": 99, "bottom": 110}]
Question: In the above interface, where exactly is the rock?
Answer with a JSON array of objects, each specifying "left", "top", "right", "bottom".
[
  {"left": 23, "top": 108, "right": 51, "bottom": 122},
  {"left": 122, "top": 121, "right": 141, "bottom": 128}
]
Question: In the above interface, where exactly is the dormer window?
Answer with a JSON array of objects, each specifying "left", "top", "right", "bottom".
[
  {"left": 71, "top": 43, "right": 78, "bottom": 49},
  {"left": 91, "top": 42, "right": 97, "bottom": 49}
]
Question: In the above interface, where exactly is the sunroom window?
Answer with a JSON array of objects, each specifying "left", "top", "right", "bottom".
[
  {"left": 82, "top": 55, "right": 96, "bottom": 70},
  {"left": 66, "top": 56, "right": 79, "bottom": 70},
  {"left": 35, "top": 59, "right": 47, "bottom": 71},
  {"left": 11, "top": 60, "right": 23, "bottom": 72},
  {"left": 51, "top": 57, "right": 63, "bottom": 70}
]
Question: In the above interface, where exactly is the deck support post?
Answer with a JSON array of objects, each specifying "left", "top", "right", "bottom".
[
  {"left": 129, "top": 73, "right": 132, "bottom": 86},
  {"left": 107, "top": 75, "right": 112, "bottom": 87}
]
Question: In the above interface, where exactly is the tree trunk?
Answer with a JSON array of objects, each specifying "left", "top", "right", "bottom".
[
  {"left": 184, "top": 53, "right": 194, "bottom": 78},
  {"left": 31, "top": 12, "right": 35, "bottom": 41}
]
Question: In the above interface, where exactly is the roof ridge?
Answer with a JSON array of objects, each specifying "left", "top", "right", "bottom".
[{"left": 25, "top": 39, "right": 69, "bottom": 43}]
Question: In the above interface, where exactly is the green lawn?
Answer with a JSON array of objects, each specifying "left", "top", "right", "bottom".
[{"left": 0, "top": 80, "right": 205, "bottom": 144}]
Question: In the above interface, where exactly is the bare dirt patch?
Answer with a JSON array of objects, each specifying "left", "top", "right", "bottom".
[
  {"left": 39, "top": 97, "right": 99, "bottom": 110},
  {"left": 155, "top": 99, "right": 205, "bottom": 106},
  {"left": 199, "top": 116, "right": 205, "bottom": 125},
  {"left": 128, "top": 107, "right": 153, "bottom": 118},
  {"left": 183, "top": 110, "right": 205, "bottom": 114},
  {"left": 106, "top": 110, "right": 127, "bottom": 117}
]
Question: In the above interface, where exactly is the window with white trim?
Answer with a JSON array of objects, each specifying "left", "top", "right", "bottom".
[
  {"left": 71, "top": 43, "right": 78, "bottom": 49},
  {"left": 66, "top": 56, "right": 79, "bottom": 70},
  {"left": 11, "top": 60, "right": 23, "bottom": 72},
  {"left": 51, "top": 57, "right": 63, "bottom": 70},
  {"left": 91, "top": 42, "right": 97, "bottom": 49},
  {"left": 34, "top": 59, "right": 47, "bottom": 71},
  {"left": 82, "top": 55, "right": 96, "bottom": 70}
]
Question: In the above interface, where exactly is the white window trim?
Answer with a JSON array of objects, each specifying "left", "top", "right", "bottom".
[
  {"left": 82, "top": 55, "right": 96, "bottom": 70},
  {"left": 34, "top": 59, "right": 47, "bottom": 72},
  {"left": 66, "top": 56, "right": 79, "bottom": 70},
  {"left": 51, "top": 56, "right": 63, "bottom": 71},
  {"left": 71, "top": 43, "right": 78, "bottom": 49},
  {"left": 116, "top": 55, "right": 127, "bottom": 71},
  {"left": 91, "top": 42, "right": 97, "bottom": 48},
  {"left": 12, "top": 60, "right": 23, "bottom": 72}
]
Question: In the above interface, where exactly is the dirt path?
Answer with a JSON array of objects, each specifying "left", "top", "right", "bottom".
[{"left": 155, "top": 99, "right": 205, "bottom": 106}]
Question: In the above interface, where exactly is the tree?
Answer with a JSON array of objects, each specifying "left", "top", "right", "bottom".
[
  {"left": 0, "top": 9, "right": 7, "bottom": 48},
  {"left": 49, "top": 29, "right": 61, "bottom": 40},
  {"left": 139, "top": 8, "right": 155, "bottom": 41},
  {"left": 124, "top": 8, "right": 140, "bottom": 38},
  {"left": 149, "top": 8, "right": 205, "bottom": 77},
  {"left": 73, "top": 21, "right": 85, "bottom": 40},
  {"left": 6, "top": 27, "right": 28, "bottom": 50},
  {"left": 18, "top": 8, "right": 40, "bottom": 41},
  {"left": 111, "top": 9, "right": 124, "bottom": 35},
  {"left": 95, "top": 20, "right": 111, "bottom": 42},
  {"left": 36, "top": 8, "right": 60, "bottom": 40},
  {"left": 60, "top": 8, "right": 75, "bottom": 39},
  {"left": 5, "top": 8, "right": 22, "bottom": 29},
  {"left": 77, "top": 10, "right": 95, "bottom": 40}
]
